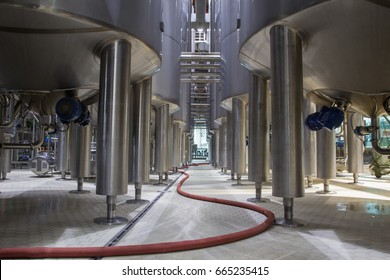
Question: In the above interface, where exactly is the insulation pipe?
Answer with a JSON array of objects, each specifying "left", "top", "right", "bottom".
[{"left": 0, "top": 169, "right": 274, "bottom": 259}]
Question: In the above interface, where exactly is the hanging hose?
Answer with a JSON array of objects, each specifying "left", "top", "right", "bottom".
[{"left": 0, "top": 169, "right": 275, "bottom": 259}]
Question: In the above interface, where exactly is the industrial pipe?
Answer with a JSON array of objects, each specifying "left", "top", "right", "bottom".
[
  {"left": 371, "top": 117, "right": 390, "bottom": 155},
  {"left": 94, "top": 39, "right": 131, "bottom": 225},
  {"left": 0, "top": 169, "right": 275, "bottom": 259},
  {"left": 1, "top": 125, "right": 46, "bottom": 150},
  {"left": 270, "top": 25, "right": 304, "bottom": 227}
]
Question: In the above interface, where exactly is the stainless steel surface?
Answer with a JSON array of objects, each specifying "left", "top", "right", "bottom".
[
  {"left": 56, "top": 127, "right": 70, "bottom": 173},
  {"left": 155, "top": 104, "right": 170, "bottom": 174},
  {"left": 270, "top": 25, "right": 304, "bottom": 198},
  {"left": 347, "top": 112, "right": 364, "bottom": 173},
  {"left": 239, "top": 0, "right": 390, "bottom": 117},
  {"left": 317, "top": 127, "right": 336, "bottom": 179},
  {"left": 220, "top": 0, "right": 251, "bottom": 103},
  {"left": 70, "top": 123, "right": 91, "bottom": 179},
  {"left": 152, "top": 0, "right": 182, "bottom": 108},
  {"left": 248, "top": 75, "right": 270, "bottom": 183},
  {"left": 94, "top": 196, "right": 128, "bottom": 225},
  {"left": 0, "top": 0, "right": 161, "bottom": 95},
  {"left": 304, "top": 99, "right": 317, "bottom": 177},
  {"left": 232, "top": 97, "right": 246, "bottom": 177},
  {"left": 96, "top": 39, "right": 131, "bottom": 197}
]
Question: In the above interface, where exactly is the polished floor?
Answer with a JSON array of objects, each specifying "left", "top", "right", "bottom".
[{"left": 0, "top": 164, "right": 389, "bottom": 260}]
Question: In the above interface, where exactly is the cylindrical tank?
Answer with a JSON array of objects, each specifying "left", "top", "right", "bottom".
[
  {"left": 0, "top": 1, "right": 162, "bottom": 120},
  {"left": 239, "top": 0, "right": 390, "bottom": 117}
]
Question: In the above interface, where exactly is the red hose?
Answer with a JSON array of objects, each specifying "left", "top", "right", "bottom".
[{"left": 0, "top": 170, "right": 275, "bottom": 259}]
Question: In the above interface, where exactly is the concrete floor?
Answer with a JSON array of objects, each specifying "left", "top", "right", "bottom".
[{"left": 0, "top": 164, "right": 389, "bottom": 260}]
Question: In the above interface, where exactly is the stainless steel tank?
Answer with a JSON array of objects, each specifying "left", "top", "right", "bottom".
[
  {"left": 239, "top": 0, "right": 390, "bottom": 117},
  {"left": 0, "top": 0, "right": 161, "bottom": 114}
]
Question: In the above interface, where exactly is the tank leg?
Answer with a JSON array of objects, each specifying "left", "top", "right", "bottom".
[
  {"left": 353, "top": 173, "right": 359, "bottom": 184},
  {"left": 270, "top": 25, "right": 305, "bottom": 226},
  {"left": 69, "top": 177, "right": 90, "bottom": 194},
  {"left": 94, "top": 196, "right": 128, "bottom": 225},
  {"left": 94, "top": 39, "right": 131, "bottom": 224},
  {"left": 247, "top": 182, "right": 270, "bottom": 203},
  {"left": 317, "top": 179, "right": 336, "bottom": 194},
  {"left": 275, "top": 198, "right": 304, "bottom": 227},
  {"left": 306, "top": 175, "right": 314, "bottom": 188},
  {"left": 126, "top": 182, "right": 149, "bottom": 204}
]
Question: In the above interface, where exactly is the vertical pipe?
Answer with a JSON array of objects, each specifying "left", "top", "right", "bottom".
[
  {"left": 347, "top": 112, "right": 364, "bottom": 183},
  {"left": 270, "top": 25, "right": 304, "bottom": 226},
  {"left": 69, "top": 123, "right": 91, "bottom": 194},
  {"left": 232, "top": 97, "right": 246, "bottom": 185},
  {"left": 248, "top": 75, "right": 270, "bottom": 202},
  {"left": 94, "top": 39, "right": 131, "bottom": 225},
  {"left": 317, "top": 125, "right": 336, "bottom": 194},
  {"left": 304, "top": 99, "right": 317, "bottom": 188},
  {"left": 155, "top": 104, "right": 170, "bottom": 185}
]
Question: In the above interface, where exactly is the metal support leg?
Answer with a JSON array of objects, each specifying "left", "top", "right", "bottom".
[
  {"left": 317, "top": 179, "right": 336, "bottom": 194},
  {"left": 126, "top": 182, "right": 149, "bottom": 204},
  {"left": 94, "top": 196, "right": 128, "bottom": 225},
  {"left": 270, "top": 25, "right": 305, "bottom": 227},
  {"left": 94, "top": 39, "right": 131, "bottom": 225},
  {"left": 69, "top": 177, "right": 90, "bottom": 194},
  {"left": 353, "top": 173, "right": 359, "bottom": 184},
  {"left": 247, "top": 182, "right": 270, "bottom": 203},
  {"left": 306, "top": 175, "right": 314, "bottom": 188}
]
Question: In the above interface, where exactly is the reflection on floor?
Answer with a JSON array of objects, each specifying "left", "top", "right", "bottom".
[{"left": 0, "top": 165, "right": 389, "bottom": 259}]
